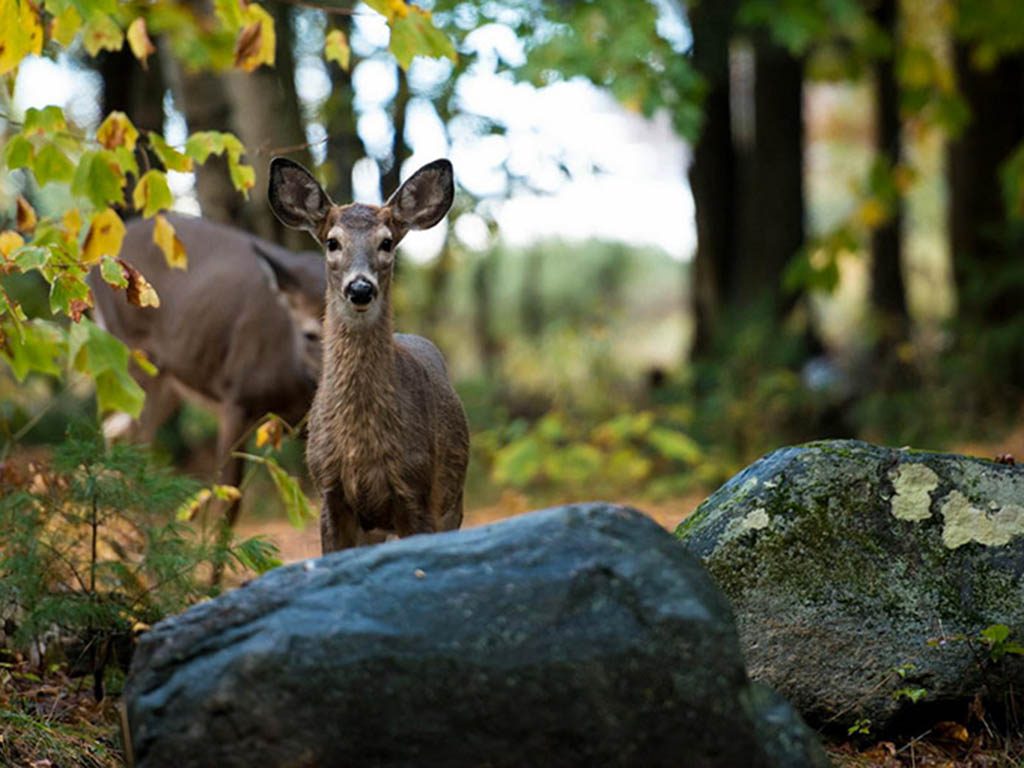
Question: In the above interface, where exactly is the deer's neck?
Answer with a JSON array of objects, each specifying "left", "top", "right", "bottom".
[{"left": 321, "top": 303, "right": 397, "bottom": 414}]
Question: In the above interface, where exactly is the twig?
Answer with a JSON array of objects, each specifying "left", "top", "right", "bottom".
[{"left": 251, "top": 134, "right": 330, "bottom": 158}]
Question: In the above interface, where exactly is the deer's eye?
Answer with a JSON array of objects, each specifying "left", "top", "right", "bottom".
[
  {"left": 380, "top": 238, "right": 393, "bottom": 253},
  {"left": 326, "top": 237, "right": 340, "bottom": 251}
]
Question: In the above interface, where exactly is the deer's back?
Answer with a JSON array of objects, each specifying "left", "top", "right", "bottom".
[{"left": 90, "top": 214, "right": 322, "bottom": 416}]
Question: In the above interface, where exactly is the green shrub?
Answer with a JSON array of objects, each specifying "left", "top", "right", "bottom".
[{"left": 0, "top": 430, "right": 279, "bottom": 698}]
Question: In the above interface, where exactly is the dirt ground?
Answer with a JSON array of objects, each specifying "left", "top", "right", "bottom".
[{"left": 236, "top": 491, "right": 706, "bottom": 564}]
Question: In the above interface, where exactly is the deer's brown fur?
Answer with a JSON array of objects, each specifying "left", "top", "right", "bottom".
[
  {"left": 89, "top": 214, "right": 326, "bottom": 526},
  {"left": 269, "top": 157, "right": 469, "bottom": 552}
]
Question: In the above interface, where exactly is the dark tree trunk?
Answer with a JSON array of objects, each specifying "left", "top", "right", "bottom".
[
  {"left": 687, "top": 0, "right": 738, "bottom": 357},
  {"left": 161, "top": 49, "right": 242, "bottom": 226},
  {"left": 97, "top": 47, "right": 164, "bottom": 133},
  {"left": 949, "top": 47, "right": 1024, "bottom": 385},
  {"left": 472, "top": 251, "right": 499, "bottom": 382},
  {"left": 324, "top": 14, "right": 362, "bottom": 204},
  {"left": 869, "top": 0, "right": 909, "bottom": 351},
  {"left": 224, "top": 4, "right": 312, "bottom": 248},
  {"left": 381, "top": 66, "right": 411, "bottom": 200},
  {"left": 739, "top": 35, "right": 805, "bottom": 317},
  {"left": 519, "top": 247, "right": 544, "bottom": 339}
]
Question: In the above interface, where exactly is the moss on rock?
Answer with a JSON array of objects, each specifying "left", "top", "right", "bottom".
[{"left": 676, "top": 440, "right": 1024, "bottom": 734}]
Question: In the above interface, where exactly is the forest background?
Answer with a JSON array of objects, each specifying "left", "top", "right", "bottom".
[{"left": 2, "top": 0, "right": 1024, "bottom": 762}]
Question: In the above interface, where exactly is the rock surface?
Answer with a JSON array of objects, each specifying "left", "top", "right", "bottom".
[
  {"left": 126, "top": 503, "right": 826, "bottom": 767},
  {"left": 677, "top": 440, "right": 1024, "bottom": 733}
]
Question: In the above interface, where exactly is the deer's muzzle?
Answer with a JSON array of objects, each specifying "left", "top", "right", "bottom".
[{"left": 345, "top": 278, "right": 377, "bottom": 307}]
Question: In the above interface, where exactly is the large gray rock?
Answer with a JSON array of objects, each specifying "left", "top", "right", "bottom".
[
  {"left": 677, "top": 440, "right": 1024, "bottom": 733},
  {"left": 126, "top": 503, "right": 826, "bottom": 767}
]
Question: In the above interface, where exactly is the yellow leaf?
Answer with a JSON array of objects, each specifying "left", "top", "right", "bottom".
[
  {"left": 855, "top": 198, "right": 888, "bottom": 230},
  {"left": 0, "top": 0, "right": 43, "bottom": 75},
  {"left": 153, "top": 214, "right": 187, "bottom": 270},
  {"left": 324, "top": 28, "right": 351, "bottom": 71},
  {"left": 0, "top": 230, "right": 25, "bottom": 259},
  {"left": 212, "top": 484, "right": 242, "bottom": 502},
  {"left": 176, "top": 488, "right": 212, "bottom": 521},
  {"left": 234, "top": 3, "right": 275, "bottom": 72},
  {"left": 62, "top": 208, "right": 82, "bottom": 240},
  {"left": 131, "top": 348, "right": 158, "bottom": 377},
  {"left": 97, "top": 111, "right": 139, "bottom": 152},
  {"left": 15, "top": 196, "right": 36, "bottom": 233},
  {"left": 49, "top": 4, "right": 81, "bottom": 48},
  {"left": 83, "top": 13, "right": 124, "bottom": 57},
  {"left": 126, "top": 17, "right": 156, "bottom": 68},
  {"left": 82, "top": 208, "right": 126, "bottom": 265},
  {"left": 256, "top": 416, "right": 284, "bottom": 450}
]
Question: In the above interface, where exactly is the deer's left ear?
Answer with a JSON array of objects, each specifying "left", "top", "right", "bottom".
[{"left": 386, "top": 159, "right": 454, "bottom": 234}]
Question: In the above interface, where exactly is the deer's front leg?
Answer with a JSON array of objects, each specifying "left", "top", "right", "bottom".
[
  {"left": 394, "top": 489, "right": 436, "bottom": 538},
  {"left": 321, "top": 487, "right": 360, "bottom": 554}
]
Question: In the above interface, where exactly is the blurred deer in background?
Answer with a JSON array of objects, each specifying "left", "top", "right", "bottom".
[
  {"left": 90, "top": 214, "right": 326, "bottom": 526},
  {"left": 268, "top": 157, "right": 469, "bottom": 553}
]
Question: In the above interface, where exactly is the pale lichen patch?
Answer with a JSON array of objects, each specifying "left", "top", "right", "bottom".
[
  {"left": 743, "top": 508, "right": 770, "bottom": 531},
  {"left": 721, "top": 507, "right": 771, "bottom": 543},
  {"left": 889, "top": 463, "right": 940, "bottom": 522},
  {"left": 940, "top": 490, "right": 1024, "bottom": 548}
]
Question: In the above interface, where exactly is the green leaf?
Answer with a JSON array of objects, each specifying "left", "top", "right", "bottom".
[
  {"left": 132, "top": 169, "right": 173, "bottom": 217},
  {"left": 227, "top": 158, "right": 254, "bottom": 195},
  {"left": 982, "top": 624, "right": 1012, "bottom": 644},
  {"left": 230, "top": 535, "right": 282, "bottom": 574},
  {"left": 2, "top": 135, "right": 33, "bottom": 169},
  {"left": 33, "top": 143, "right": 75, "bottom": 186},
  {"left": 647, "top": 427, "right": 702, "bottom": 464},
  {"left": 147, "top": 131, "right": 193, "bottom": 172},
  {"left": 23, "top": 105, "right": 67, "bottom": 134},
  {"left": 388, "top": 6, "right": 457, "bottom": 70},
  {"left": 184, "top": 131, "right": 225, "bottom": 164},
  {"left": 49, "top": 272, "right": 91, "bottom": 317},
  {"left": 100, "top": 255, "right": 128, "bottom": 288},
  {"left": 493, "top": 437, "right": 544, "bottom": 487},
  {"left": 237, "top": 453, "right": 316, "bottom": 528},
  {"left": 72, "top": 150, "right": 126, "bottom": 208},
  {"left": 1, "top": 319, "right": 65, "bottom": 381},
  {"left": 68, "top": 317, "right": 145, "bottom": 416},
  {"left": 12, "top": 245, "right": 50, "bottom": 272}
]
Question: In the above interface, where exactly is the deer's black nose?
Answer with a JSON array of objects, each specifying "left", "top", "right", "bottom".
[{"left": 345, "top": 279, "right": 376, "bottom": 306}]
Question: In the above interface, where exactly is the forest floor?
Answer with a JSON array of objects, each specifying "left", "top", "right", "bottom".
[
  {"left": 234, "top": 491, "right": 702, "bottom": 564},
  {"left": 5, "top": 439, "right": 1024, "bottom": 766}
]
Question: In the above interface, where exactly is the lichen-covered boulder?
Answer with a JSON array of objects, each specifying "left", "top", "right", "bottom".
[
  {"left": 677, "top": 440, "right": 1024, "bottom": 733},
  {"left": 126, "top": 503, "right": 827, "bottom": 767}
]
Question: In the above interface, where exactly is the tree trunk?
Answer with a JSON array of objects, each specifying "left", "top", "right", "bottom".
[
  {"left": 97, "top": 47, "right": 164, "bottom": 133},
  {"left": 472, "top": 251, "right": 499, "bottom": 382},
  {"left": 869, "top": 0, "right": 909, "bottom": 352},
  {"left": 223, "top": 4, "right": 311, "bottom": 248},
  {"left": 949, "top": 46, "right": 1024, "bottom": 385},
  {"left": 160, "top": 47, "right": 242, "bottom": 226},
  {"left": 687, "top": 0, "right": 738, "bottom": 357},
  {"left": 97, "top": 47, "right": 166, "bottom": 211},
  {"left": 733, "top": 33, "right": 805, "bottom": 318},
  {"left": 380, "top": 66, "right": 411, "bottom": 200},
  {"left": 324, "top": 14, "right": 362, "bottom": 203}
]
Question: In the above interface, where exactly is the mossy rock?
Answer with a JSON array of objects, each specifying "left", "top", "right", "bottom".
[{"left": 676, "top": 439, "right": 1024, "bottom": 735}]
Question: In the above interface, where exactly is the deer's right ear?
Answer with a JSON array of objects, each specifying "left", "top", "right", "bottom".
[{"left": 268, "top": 158, "right": 331, "bottom": 236}]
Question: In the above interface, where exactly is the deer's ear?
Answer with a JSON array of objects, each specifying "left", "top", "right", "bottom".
[
  {"left": 253, "top": 242, "right": 302, "bottom": 293},
  {"left": 386, "top": 159, "right": 454, "bottom": 233},
  {"left": 268, "top": 157, "right": 331, "bottom": 235}
]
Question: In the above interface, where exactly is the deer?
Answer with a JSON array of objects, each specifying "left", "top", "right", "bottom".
[
  {"left": 267, "top": 157, "right": 469, "bottom": 553},
  {"left": 89, "top": 213, "right": 327, "bottom": 527}
]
